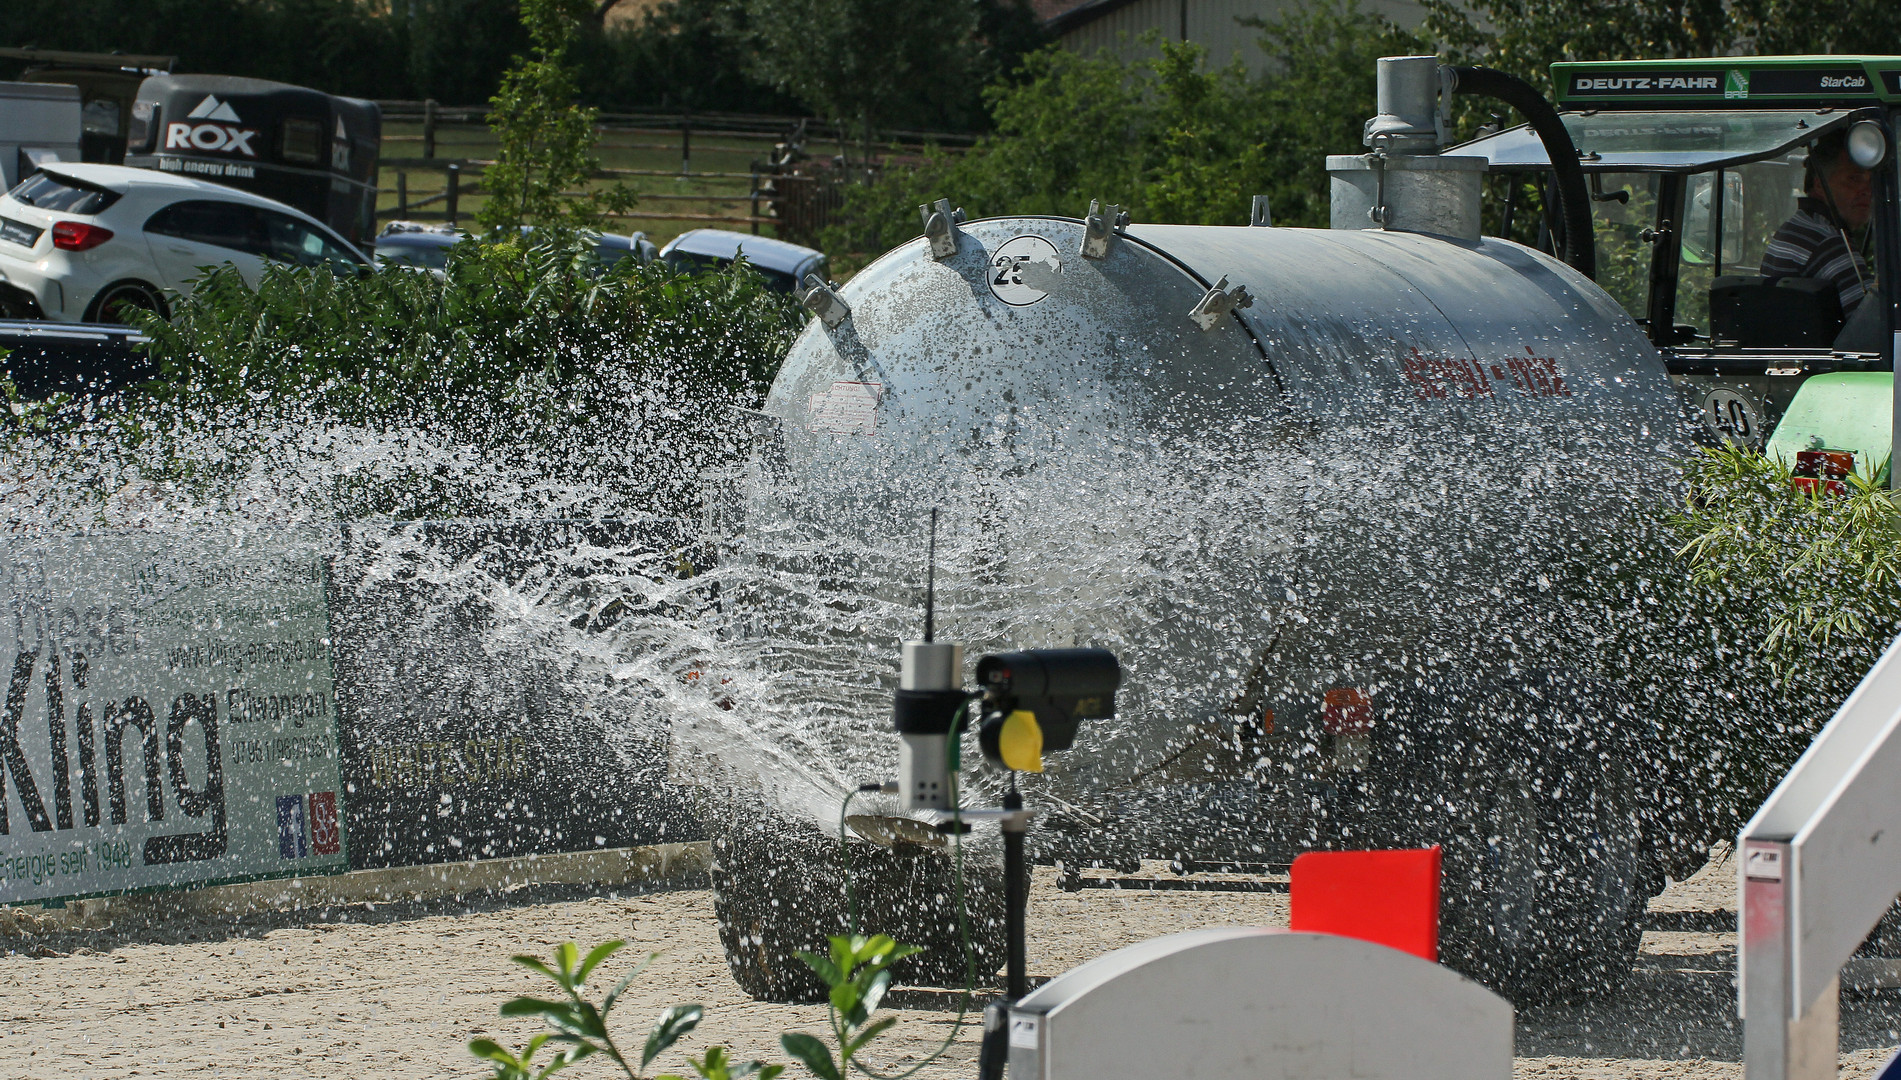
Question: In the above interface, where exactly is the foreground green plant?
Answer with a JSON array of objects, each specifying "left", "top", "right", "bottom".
[
  {"left": 472, "top": 941, "right": 719, "bottom": 1080},
  {"left": 474, "top": 934, "right": 922, "bottom": 1080},
  {"left": 779, "top": 934, "right": 922, "bottom": 1080}
]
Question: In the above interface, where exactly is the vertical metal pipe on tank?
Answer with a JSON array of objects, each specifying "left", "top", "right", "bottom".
[
  {"left": 1370, "top": 56, "right": 1445, "bottom": 153},
  {"left": 446, "top": 163, "right": 460, "bottom": 226}
]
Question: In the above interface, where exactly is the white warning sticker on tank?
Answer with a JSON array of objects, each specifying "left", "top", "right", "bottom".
[
  {"left": 809, "top": 380, "right": 882, "bottom": 434},
  {"left": 1009, "top": 1015, "right": 1040, "bottom": 1049},
  {"left": 989, "top": 234, "right": 1062, "bottom": 307}
]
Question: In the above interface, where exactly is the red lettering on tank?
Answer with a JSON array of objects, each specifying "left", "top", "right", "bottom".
[
  {"left": 1401, "top": 348, "right": 1493, "bottom": 400},
  {"left": 1505, "top": 348, "right": 1572, "bottom": 397}
]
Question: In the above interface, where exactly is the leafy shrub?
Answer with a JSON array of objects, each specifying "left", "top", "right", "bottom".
[
  {"left": 122, "top": 234, "right": 805, "bottom": 519},
  {"left": 1608, "top": 447, "right": 1901, "bottom": 850},
  {"left": 1672, "top": 446, "right": 1901, "bottom": 665}
]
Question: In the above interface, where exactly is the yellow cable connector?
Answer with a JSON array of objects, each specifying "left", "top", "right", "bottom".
[{"left": 998, "top": 709, "right": 1044, "bottom": 772}]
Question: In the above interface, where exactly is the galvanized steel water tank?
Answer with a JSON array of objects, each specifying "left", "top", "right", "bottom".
[{"left": 759, "top": 215, "right": 1688, "bottom": 772}]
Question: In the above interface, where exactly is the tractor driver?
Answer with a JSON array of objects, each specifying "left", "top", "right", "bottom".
[{"left": 1761, "top": 128, "right": 1875, "bottom": 317}]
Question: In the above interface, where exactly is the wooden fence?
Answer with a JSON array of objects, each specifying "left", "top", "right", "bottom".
[{"left": 370, "top": 101, "right": 972, "bottom": 239}]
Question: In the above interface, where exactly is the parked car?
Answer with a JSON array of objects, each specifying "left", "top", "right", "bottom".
[
  {"left": 371, "top": 220, "right": 658, "bottom": 276},
  {"left": 0, "top": 317, "right": 153, "bottom": 398},
  {"left": 658, "top": 229, "right": 826, "bottom": 293},
  {"left": 0, "top": 162, "right": 369, "bottom": 323}
]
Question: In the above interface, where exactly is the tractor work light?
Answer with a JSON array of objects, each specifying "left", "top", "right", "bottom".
[{"left": 1847, "top": 119, "right": 1889, "bottom": 170}]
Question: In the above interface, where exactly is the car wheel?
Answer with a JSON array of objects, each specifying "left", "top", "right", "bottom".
[{"left": 86, "top": 280, "right": 168, "bottom": 325}]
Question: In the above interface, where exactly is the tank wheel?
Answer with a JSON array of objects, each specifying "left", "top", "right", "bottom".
[
  {"left": 1361, "top": 674, "right": 1649, "bottom": 1003},
  {"left": 86, "top": 280, "right": 169, "bottom": 325},
  {"left": 704, "top": 795, "right": 1006, "bottom": 1003},
  {"left": 1436, "top": 745, "right": 1646, "bottom": 1002}
]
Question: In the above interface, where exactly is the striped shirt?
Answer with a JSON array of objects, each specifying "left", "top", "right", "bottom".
[{"left": 1761, "top": 198, "right": 1870, "bottom": 315}]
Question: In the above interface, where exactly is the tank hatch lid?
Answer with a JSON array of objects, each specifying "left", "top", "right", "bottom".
[
  {"left": 1450, "top": 108, "right": 1861, "bottom": 173},
  {"left": 1554, "top": 56, "right": 1901, "bottom": 109}
]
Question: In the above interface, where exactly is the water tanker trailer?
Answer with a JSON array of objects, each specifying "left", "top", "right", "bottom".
[{"left": 714, "top": 57, "right": 1899, "bottom": 1003}]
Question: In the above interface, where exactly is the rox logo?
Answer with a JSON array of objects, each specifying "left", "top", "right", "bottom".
[{"left": 164, "top": 96, "right": 259, "bottom": 157}]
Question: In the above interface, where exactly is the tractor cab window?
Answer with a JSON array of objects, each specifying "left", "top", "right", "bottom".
[
  {"left": 1455, "top": 107, "right": 1881, "bottom": 352},
  {"left": 1588, "top": 172, "right": 1663, "bottom": 324},
  {"left": 1676, "top": 150, "right": 1863, "bottom": 348},
  {"left": 1673, "top": 167, "right": 1748, "bottom": 338}
]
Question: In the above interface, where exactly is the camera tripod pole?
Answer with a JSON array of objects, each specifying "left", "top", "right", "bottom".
[
  {"left": 978, "top": 779, "right": 1032, "bottom": 1080},
  {"left": 1003, "top": 781, "right": 1029, "bottom": 1001}
]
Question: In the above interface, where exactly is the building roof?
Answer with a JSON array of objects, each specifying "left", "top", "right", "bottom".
[{"left": 1033, "top": 0, "right": 1145, "bottom": 35}]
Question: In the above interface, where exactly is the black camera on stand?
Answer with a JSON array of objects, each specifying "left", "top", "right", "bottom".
[
  {"left": 889, "top": 643, "right": 1120, "bottom": 1080},
  {"left": 973, "top": 649, "right": 1122, "bottom": 773}
]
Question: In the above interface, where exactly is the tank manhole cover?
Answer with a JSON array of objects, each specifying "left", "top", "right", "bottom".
[{"left": 989, "top": 235, "right": 1063, "bottom": 307}]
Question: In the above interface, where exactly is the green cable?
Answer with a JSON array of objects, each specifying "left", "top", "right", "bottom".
[{"left": 837, "top": 701, "right": 978, "bottom": 1080}]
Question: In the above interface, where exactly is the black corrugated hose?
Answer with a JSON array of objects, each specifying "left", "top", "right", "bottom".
[{"left": 1448, "top": 65, "right": 1597, "bottom": 281}]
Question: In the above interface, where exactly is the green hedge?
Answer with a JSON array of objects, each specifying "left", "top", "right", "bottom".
[{"left": 114, "top": 233, "right": 806, "bottom": 520}]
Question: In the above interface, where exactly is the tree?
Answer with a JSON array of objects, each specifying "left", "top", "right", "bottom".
[
  {"left": 1421, "top": 0, "right": 1901, "bottom": 93},
  {"left": 817, "top": 0, "right": 1420, "bottom": 259},
  {"left": 479, "top": 0, "right": 630, "bottom": 229},
  {"left": 737, "top": 0, "right": 1044, "bottom": 140}
]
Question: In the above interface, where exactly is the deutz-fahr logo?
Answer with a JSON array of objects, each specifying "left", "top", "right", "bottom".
[
  {"left": 164, "top": 96, "right": 260, "bottom": 157},
  {"left": 1573, "top": 74, "right": 1720, "bottom": 92}
]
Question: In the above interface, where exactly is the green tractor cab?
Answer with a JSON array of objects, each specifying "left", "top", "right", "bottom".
[{"left": 1452, "top": 56, "right": 1900, "bottom": 452}]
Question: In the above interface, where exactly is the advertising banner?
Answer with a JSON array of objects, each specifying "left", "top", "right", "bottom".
[{"left": 0, "top": 529, "right": 348, "bottom": 904}]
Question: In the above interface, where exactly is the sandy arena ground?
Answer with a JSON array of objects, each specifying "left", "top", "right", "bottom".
[{"left": 0, "top": 849, "right": 1896, "bottom": 1079}]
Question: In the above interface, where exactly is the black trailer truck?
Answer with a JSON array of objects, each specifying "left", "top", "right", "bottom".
[{"left": 123, "top": 75, "right": 381, "bottom": 249}]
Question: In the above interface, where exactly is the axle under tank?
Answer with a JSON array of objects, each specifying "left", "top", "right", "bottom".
[{"left": 751, "top": 213, "right": 1689, "bottom": 823}]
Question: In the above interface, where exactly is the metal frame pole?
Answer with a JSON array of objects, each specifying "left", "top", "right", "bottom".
[
  {"left": 1740, "top": 633, "right": 1901, "bottom": 1080},
  {"left": 1743, "top": 840, "right": 1840, "bottom": 1080},
  {"left": 978, "top": 785, "right": 1031, "bottom": 1080}
]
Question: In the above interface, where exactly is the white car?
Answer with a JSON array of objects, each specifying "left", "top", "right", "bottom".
[{"left": 0, "top": 162, "right": 370, "bottom": 323}]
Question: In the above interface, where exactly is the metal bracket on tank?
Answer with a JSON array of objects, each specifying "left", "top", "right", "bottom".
[
  {"left": 1250, "top": 195, "right": 1272, "bottom": 227},
  {"left": 801, "top": 274, "right": 850, "bottom": 329},
  {"left": 1188, "top": 275, "right": 1253, "bottom": 331},
  {"left": 920, "top": 198, "right": 967, "bottom": 260},
  {"left": 1368, "top": 139, "right": 1391, "bottom": 229},
  {"left": 1080, "top": 199, "right": 1131, "bottom": 260}
]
